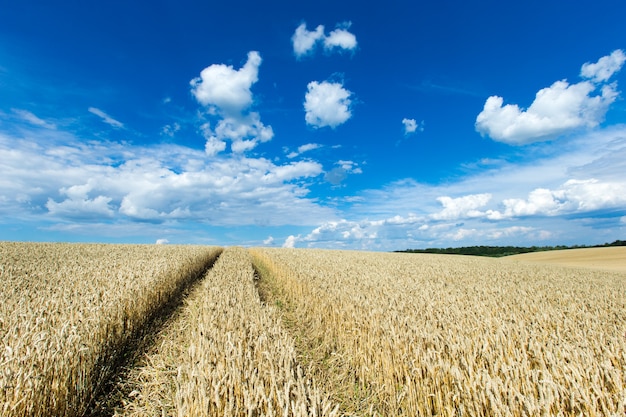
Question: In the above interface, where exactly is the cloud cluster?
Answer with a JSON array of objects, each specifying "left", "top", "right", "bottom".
[
  {"left": 0, "top": 130, "right": 333, "bottom": 229},
  {"left": 476, "top": 50, "right": 625, "bottom": 145},
  {"left": 304, "top": 80, "right": 353, "bottom": 128},
  {"left": 281, "top": 125, "right": 626, "bottom": 249},
  {"left": 292, "top": 22, "right": 357, "bottom": 58},
  {"left": 190, "top": 52, "right": 273, "bottom": 156}
]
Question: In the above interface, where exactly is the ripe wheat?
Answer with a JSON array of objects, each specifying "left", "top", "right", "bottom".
[
  {"left": 250, "top": 248, "right": 626, "bottom": 416},
  {"left": 116, "top": 246, "right": 339, "bottom": 416},
  {"left": 0, "top": 242, "right": 221, "bottom": 417}
]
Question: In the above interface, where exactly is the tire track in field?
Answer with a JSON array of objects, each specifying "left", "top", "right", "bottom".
[
  {"left": 249, "top": 251, "right": 355, "bottom": 416},
  {"left": 84, "top": 248, "right": 224, "bottom": 416},
  {"left": 111, "top": 247, "right": 339, "bottom": 416}
]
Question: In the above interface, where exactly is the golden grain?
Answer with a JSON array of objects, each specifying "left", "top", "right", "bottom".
[
  {"left": 0, "top": 242, "right": 221, "bottom": 417},
  {"left": 117, "top": 246, "right": 339, "bottom": 416},
  {"left": 250, "top": 248, "right": 626, "bottom": 416}
]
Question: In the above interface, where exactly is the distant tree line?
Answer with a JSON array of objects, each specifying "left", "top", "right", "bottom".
[{"left": 395, "top": 240, "right": 626, "bottom": 257}]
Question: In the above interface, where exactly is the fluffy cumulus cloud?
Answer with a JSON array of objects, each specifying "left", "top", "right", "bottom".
[
  {"left": 292, "top": 24, "right": 325, "bottom": 57},
  {"left": 580, "top": 49, "right": 626, "bottom": 82},
  {"left": 190, "top": 52, "right": 273, "bottom": 156},
  {"left": 190, "top": 51, "right": 261, "bottom": 113},
  {"left": 476, "top": 50, "right": 625, "bottom": 145},
  {"left": 304, "top": 81, "right": 353, "bottom": 128},
  {"left": 292, "top": 22, "right": 357, "bottom": 58},
  {"left": 431, "top": 193, "right": 492, "bottom": 220},
  {"left": 324, "top": 24, "right": 358, "bottom": 51},
  {"left": 489, "top": 179, "right": 626, "bottom": 219}
]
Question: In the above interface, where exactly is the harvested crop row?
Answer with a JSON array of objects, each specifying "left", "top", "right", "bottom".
[
  {"left": 116, "top": 247, "right": 339, "bottom": 416},
  {"left": 250, "top": 248, "right": 626, "bottom": 416},
  {"left": 0, "top": 242, "right": 222, "bottom": 417}
]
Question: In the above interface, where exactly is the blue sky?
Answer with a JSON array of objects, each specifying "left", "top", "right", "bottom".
[{"left": 1, "top": 0, "right": 625, "bottom": 250}]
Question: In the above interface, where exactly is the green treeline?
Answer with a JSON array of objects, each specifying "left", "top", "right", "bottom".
[{"left": 396, "top": 240, "right": 626, "bottom": 257}]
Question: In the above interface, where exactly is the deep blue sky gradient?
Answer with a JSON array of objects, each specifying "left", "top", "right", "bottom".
[{"left": 1, "top": 0, "right": 625, "bottom": 249}]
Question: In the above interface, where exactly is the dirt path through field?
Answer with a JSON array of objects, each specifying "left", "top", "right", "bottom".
[{"left": 85, "top": 249, "right": 223, "bottom": 416}]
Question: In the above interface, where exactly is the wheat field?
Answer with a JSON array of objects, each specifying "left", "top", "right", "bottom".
[
  {"left": 0, "top": 242, "right": 221, "bottom": 417},
  {"left": 250, "top": 248, "right": 626, "bottom": 416},
  {"left": 505, "top": 246, "right": 626, "bottom": 273},
  {"left": 1, "top": 243, "right": 625, "bottom": 416},
  {"left": 116, "top": 246, "right": 338, "bottom": 416}
]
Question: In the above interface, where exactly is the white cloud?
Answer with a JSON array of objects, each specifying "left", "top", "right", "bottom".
[
  {"left": 88, "top": 107, "right": 124, "bottom": 128},
  {"left": 283, "top": 235, "right": 298, "bottom": 248},
  {"left": 286, "top": 143, "right": 322, "bottom": 159},
  {"left": 402, "top": 118, "right": 424, "bottom": 135},
  {"left": 190, "top": 51, "right": 261, "bottom": 114},
  {"left": 0, "top": 131, "right": 335, "bottom": 228},
  {"left": 292, "top": 22, "right": 357, "bottom": 58},
  {"left": 475, "top": 50, "right": 624, "bottom": 145},
  {"left": 292, "top": 23, "right": 325, "bottom": 58},
  {"left": 161, "top": 123, "right": 181, "bottom": 137},
  {"left": 298, "top": 143, "right": 321, "bottom": 154},
  {"left": 46, "top": 184, "right": 114, "bottom": 219},
  {"left": 263, "top": 235, "right": 274, "bottom": 245},
  {"left": 580, "top": 49, "right": 626, "bottom": 83},
  {"left": 286, "top": 125, "right": 626, "bottom": 249},
  {"left": 431, "top": 193, "right": 492, "bottom": 220},
  {"left": 156, "top": 238, "right": 169, "bottom": 244},
  {"left": 491, "top": 179, "right": 626, "bottom": 219},
  {"left": 304, "top": 81, "right": 353, "bottom": 128},
  {"left": 190, "top": 52, "right": 274, "bottom": 156},
  {"left": 204, "top": 137, "right": 227, "bottom": 157},
  {"left": 324, "top": 23, "right": 357, "bottom": 52},
  {"left": 12, "top": 109, "right": 56, "bottom": 129}
]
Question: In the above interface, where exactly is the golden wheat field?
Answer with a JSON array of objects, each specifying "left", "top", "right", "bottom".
[
  {"left": 250, "top": 248, "right": 626, "bottom": 416},
  {"left": 1, "top": 242, "right": 625, "bottom": 416},
  {"left": 505, "top": 246, "right": 626, "bottom": 273},
  {"left": 0, "top": 242, "right": 222, "bottom": 417}
]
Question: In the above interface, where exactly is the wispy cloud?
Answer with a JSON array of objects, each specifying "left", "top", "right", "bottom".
[
  {"left": 12, "top": 109, "right": 56, "bottom": 129},
  {"left": 88, "top": 107, "right": 124, "bottom": 128},
  {"left": 286, "top": 143, "right": 322, "bottom": 159}
]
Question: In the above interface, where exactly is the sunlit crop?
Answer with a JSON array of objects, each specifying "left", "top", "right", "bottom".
[
  {"left": 0, "top": 242, "right": 221, "bottom": 417},
  {"left": 2, "top": 243, "right": 624, "bottom": 416},
  {"left": 250, "top": 248, "right": 626, "bottom": 416},
  {"left": 117, "top": 246, "right": 339, "bottom": 416}
]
